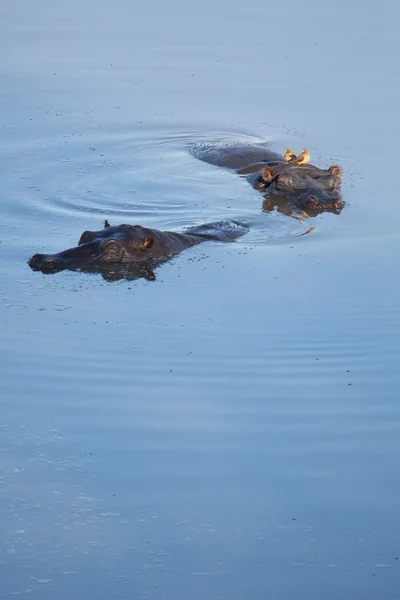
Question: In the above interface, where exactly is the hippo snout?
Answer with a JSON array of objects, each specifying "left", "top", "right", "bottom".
[{"left": 29, "top": 254, "right": 65, "bottom": 273}]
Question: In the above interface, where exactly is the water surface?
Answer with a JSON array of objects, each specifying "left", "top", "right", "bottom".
[{"left": 1, "top": 0, "right": 400, "bottom": 598}]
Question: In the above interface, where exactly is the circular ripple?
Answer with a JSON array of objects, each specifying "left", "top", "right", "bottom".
[{"left": 3, "top": 127, "right": 351, "bottom": 248}]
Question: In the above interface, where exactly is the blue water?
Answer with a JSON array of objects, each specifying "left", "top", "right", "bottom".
[{"left": 1, "top": 0, "right": 400, "bottom": 598}]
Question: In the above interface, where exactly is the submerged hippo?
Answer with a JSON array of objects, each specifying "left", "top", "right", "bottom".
[
  {"left": 29, "top": 219, "right": 248, "bottom": 280},
  {"left": 189, "top": 141, "right": 343, "bottom": 217}
]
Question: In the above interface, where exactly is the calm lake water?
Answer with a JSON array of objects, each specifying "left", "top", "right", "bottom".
[{"left": 1, "top": 0, "right": 400, "bottom": 598}]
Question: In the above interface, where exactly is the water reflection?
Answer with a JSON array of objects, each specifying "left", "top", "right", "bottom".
[
  {"left": 35, "top": 259, "right": 166, "bottom": 282},
  {"left": 261, "top": 192, "right": 344, "bottom": 219}
]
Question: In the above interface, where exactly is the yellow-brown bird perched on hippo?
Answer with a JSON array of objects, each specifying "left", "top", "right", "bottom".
[
  {"left": 291, "top": 148, "right": 310, "bottom": 165},
  {"left": 284, "top": 148, "right": 297, "bottom": 162}
]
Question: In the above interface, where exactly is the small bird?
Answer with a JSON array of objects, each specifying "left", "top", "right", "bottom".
[
  {"left": 284, "top": 148, "right": 297, "bottom": 162},
  {"left": 292, "top": 149, "right": 310, "bottom": 165}
]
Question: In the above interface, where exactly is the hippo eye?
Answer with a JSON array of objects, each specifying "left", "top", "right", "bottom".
[
  {"left": 79, "top": 231, "right": 97, "bottom": 245},
  {"left": 102, "top": 240, "right": 123, "bottom": 262}
]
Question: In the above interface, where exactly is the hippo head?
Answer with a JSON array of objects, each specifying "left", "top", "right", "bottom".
[
  {"left": 28, "top": 221, "right": 162, "bottom": 275},
  {"left": 253, "top": 163, "right": 343, "bottom": 216}
]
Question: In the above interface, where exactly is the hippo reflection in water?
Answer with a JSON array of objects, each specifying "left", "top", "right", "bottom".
[
  {"left": 189, "top": 142, "right": 344, "bottom": 218},
  {"left": 28, "top": 219, "right": 248, "bottom": 280}
]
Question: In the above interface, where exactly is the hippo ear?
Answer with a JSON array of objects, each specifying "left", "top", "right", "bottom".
[
  {"left": 328, "top": 165, "right": 342, "bottom": 177},
  {"left": 143, "top": 235, "right": 154, "bottom": 250},
  {"left": 104, "top": 219, "right": 111, "bottom": 228},
  {"left": 261, "top": 167, "right": 275, "bottom": 183}
]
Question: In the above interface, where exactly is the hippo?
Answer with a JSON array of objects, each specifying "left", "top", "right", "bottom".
[
  {"left": 189, "top": 141, "right": 343, "bottom": 217},
  {"left": 28, "top": 219, "right": 248, "bottom": 280},
  {"left": 252, "top": 163, "right": 343, "bottom": 217}
]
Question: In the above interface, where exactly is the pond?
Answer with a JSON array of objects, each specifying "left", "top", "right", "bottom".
[{"left": 1, "top": 0, "right": 400, "bottom": 598}]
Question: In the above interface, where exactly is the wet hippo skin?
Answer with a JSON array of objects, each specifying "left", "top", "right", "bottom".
[{"left": 28, "top": 220, "right": 248, "bottom": 278}]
